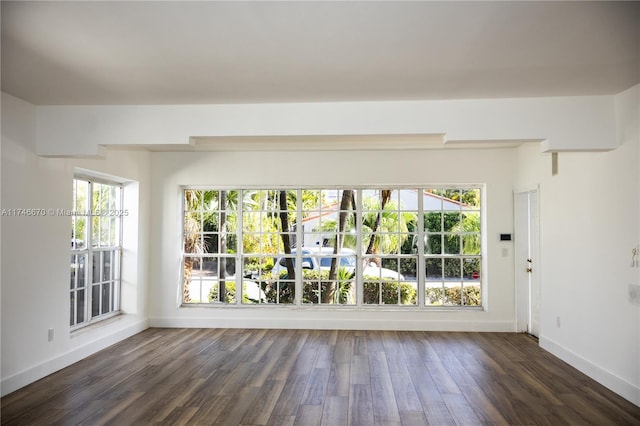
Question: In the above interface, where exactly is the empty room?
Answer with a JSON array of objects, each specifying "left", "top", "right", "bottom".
[{"left": 1, "top": 1, "right": 639, "bottom": 425}]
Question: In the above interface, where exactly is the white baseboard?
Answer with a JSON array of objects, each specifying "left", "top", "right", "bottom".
[
  {"left": 540, "top": 336, "right": 640, "bottom": 407},
  {"left": 1, "top": 317, "right": 149, "bottom": 397},
  {"left": 149, "top": 316, "right": 514, "bottom": 332}
]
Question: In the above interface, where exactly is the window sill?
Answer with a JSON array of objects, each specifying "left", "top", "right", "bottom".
[
  {"left": 179, "top": 303, "right": 485, "bottom": 313},
  {"left": 70, "top": 313, "right": 143, "bottom": 338}
]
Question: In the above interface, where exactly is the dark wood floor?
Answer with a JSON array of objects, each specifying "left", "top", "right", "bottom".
[{"left": 2, "top": 329, "right": 639, "bottom": 425}]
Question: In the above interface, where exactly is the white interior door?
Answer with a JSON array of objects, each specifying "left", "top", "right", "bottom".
[{"left": 515, "top": 189, "right": 540, "bottom": 337}]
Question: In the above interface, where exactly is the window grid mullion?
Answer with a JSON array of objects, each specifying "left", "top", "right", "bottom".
[
  {"left": 217, "top": 193, "right": 222, "bottom": 300},
  {"left": 356, "top": 189, "right": 363, "bottom": 306},
  {"left": 236, "top": 190, "right": 243, "bottom": 306},
  {"left": 295, "top": 189, "right": 303, "bottom": 306},
  {"left": 198, "top": 198, "right": 204, "bottom": 304},
  {"left": 117, "top": 187, "right": 123, "bottom": 311},
  {"left": 396, "top": 192, "right": 401, "bottom": 305},
  {"left": 417, "top": 188, "right": 425, "bottom": 307},
  {"left": 377, "top": 190, "right": 382, "bottom": 305},
  {"left": 441, "top": 201, "right": 446, "bottom": 305},
  {"left": 95, "top": 251, "right": 102, "bottom": 317},
  {"left": 85, "top": 181, "right": 94, "bottom": 323}
]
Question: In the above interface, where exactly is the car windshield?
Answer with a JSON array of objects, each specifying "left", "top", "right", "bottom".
[{"left": 319, "top": 256, "right": 356, "bottom": 268}]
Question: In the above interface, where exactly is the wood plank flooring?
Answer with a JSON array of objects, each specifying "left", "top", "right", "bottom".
[{"left": 2, "top": 329, "right": 639, "bottom": 425}]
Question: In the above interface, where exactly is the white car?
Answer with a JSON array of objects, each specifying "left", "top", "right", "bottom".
[{"left": 272, "top": 247, "right": 403, "bottom": 280}]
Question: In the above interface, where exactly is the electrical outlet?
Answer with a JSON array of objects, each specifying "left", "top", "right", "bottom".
[{"left": 48, "top": 328, "right": 54, "bottom": 342}]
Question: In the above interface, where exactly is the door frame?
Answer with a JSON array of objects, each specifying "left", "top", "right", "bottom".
[{"left": 514, "top": 186, "right": 541, "bottom": 336}]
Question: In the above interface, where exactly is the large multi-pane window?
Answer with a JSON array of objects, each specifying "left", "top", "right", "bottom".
[
  {"left": 182, "top": 187, "right": 482, "bottom": 308},
  {"left": 70, "top": 178, "right": 123, "bottom": 328}
]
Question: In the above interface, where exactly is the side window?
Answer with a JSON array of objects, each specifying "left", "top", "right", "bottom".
[{"left": 70, "top": 177, "right": 123, "bottom": 328}]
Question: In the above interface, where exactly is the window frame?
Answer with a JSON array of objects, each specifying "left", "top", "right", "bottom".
[
  {"left": 70, "top": 176, "right": 124, "bottom": 330},
  {"left": 181, "top": 185, "right": 484, "bottom": 309}
]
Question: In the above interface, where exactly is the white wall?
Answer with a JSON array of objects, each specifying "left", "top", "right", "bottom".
[
  {"left": 148, "top": 148, "right": 517, "bottom": 331},
  {"left": 514, "top": 85, "right": 640, "bottom": 405},
  {"left": 0, "top": 93, "right": 151, "bottom": 396}
]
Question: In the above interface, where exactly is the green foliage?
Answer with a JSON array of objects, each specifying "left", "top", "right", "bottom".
[
  {"left": 300, "top": 268, "right": 354, "bottom": 304},
  {"left": 208, "top": 281, "right": 237, "bottom": 304},
  {"left": 241, "top": 213, "right": 280, "bottom": 255},
  {"left": 362, "top": 278, "right": 416, "bottom": 305},
  {"left": 380, "top": 257, "right": 417, "bottom": 278},
  {"left": 400, "top": 218, "right": 418, "bottom": 255},
  {"left": 258, "top": 268, "right": 354, "bottom": 304},
  {"left": 208, "top": 281, "right": 270, "bottom": 304},
  {"left": 424, "top": 207, "right": 481, "bottom": 257},
  {"left": 255, "top": 271, "right": 295, "bottom": 304},
  {"left": 425, "top": 285, "right": 481, "bottom": 306},
  {"left": 261, "top": 257, "right": 274, "bottom": 271},
  {"left": 428, "top": 189, "right": 480, "bottom": 207},
  {"left": 452, "top": 212, "right": 481, "bottom": 255},
  {"left": 299, "top": 190, "right": 325, "bottom": 217},
  {"left": 259, "top": 270, "right": 419, "bottom": 306},
  {"left": 318, "top": 195, "right": 418, "bottom": 255}
]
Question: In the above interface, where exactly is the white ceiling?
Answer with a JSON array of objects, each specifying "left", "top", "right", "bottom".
[{"left": 2, "top": 1, "right": 639, "bottom": 106}]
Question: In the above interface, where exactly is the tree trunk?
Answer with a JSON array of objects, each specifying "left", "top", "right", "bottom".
[
  {"left": 279, "top": 191, "right": 295, "bottom": 280},
  {"left": 183, "top": 258, "right": 192, "bottom": 303},
  {"left": 351, "top": 191, "right": 357, "bottom": 230},
  {"left": 325, "top": 189, "right": 353, "bottom": 303}
]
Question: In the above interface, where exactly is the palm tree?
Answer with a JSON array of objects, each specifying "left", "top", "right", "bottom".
[
  {"left": 450, "top": 212, "right": 481, "bottom": 254},
  {"left": 325, "top": 189, "right": 353, "bottom": 303},
  {"left": 183, "top": 190, "right": 228, "bottom": 303},
  {"left": 316, "top": 191, "right": 413, "bottom": 260},
  {"left": 361, "top": 197, "right": 413, "bottom": 258},
  {"left": 183, "top": 190, "right": 207, "bottom": 303},
  {"left": 364, "top": 189, "right": 392, "bottom": 266}
]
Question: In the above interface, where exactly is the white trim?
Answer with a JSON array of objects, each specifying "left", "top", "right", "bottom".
[
  {"left": 513, "top": 185, "right": 541, "bottom": 336},
  {"left": 74, "top": 168, "right": 131, "bottom": 185},
  {"left": 1, "top": 317, "right": 148, "bottom": 397},
  {"left": 149, "top": 316, "right": 513, "bottom": 332},
  {"left": 540, "top": 336, "right": 640, "bottom": 407},
  {"left": 513, "top": 184, "right": 540, "bottom": 194}
]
